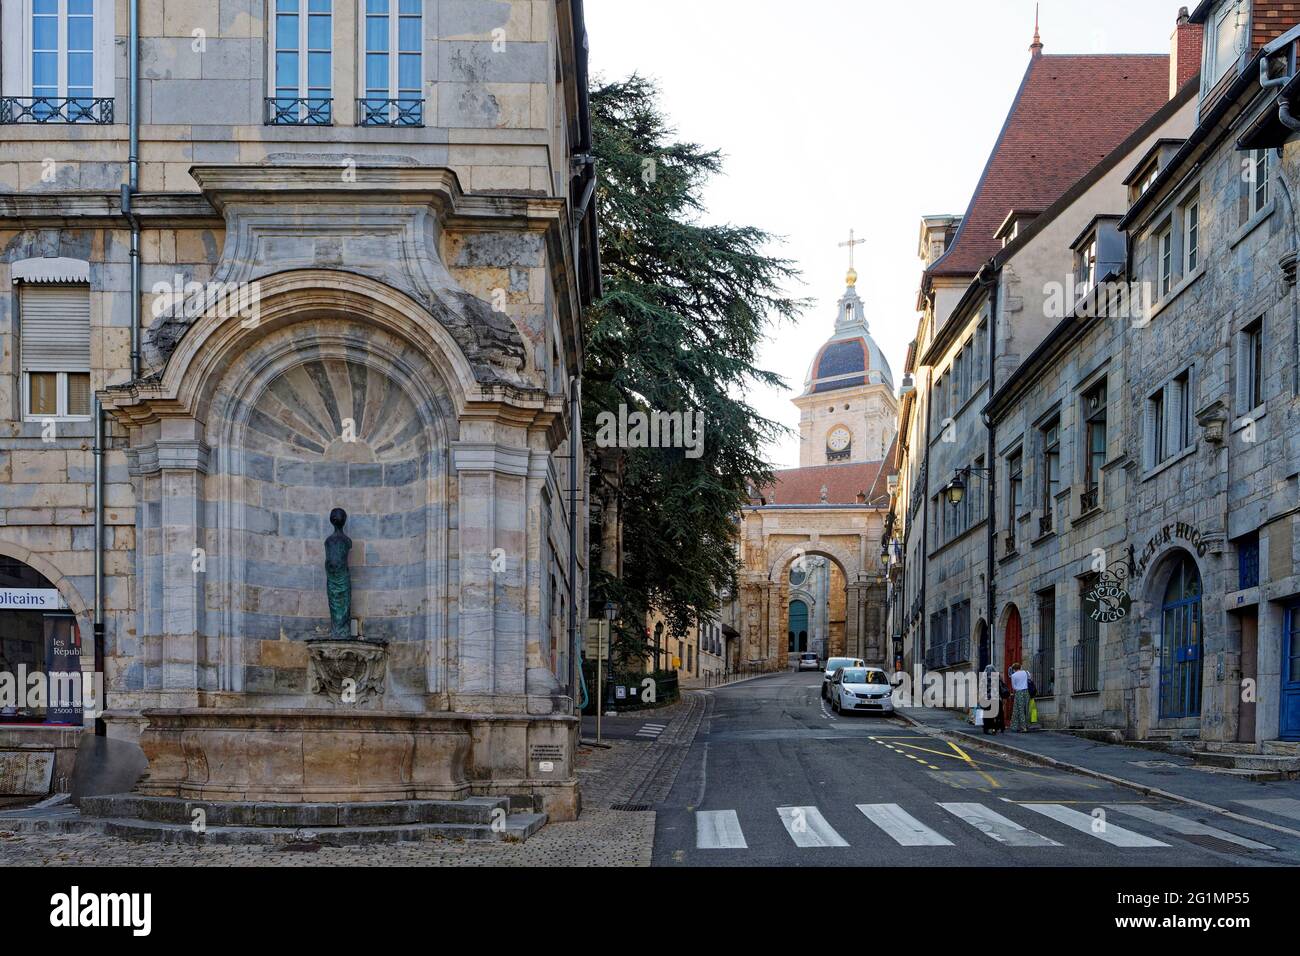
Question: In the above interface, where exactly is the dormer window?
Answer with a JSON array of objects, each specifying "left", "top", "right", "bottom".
[
  {"left": 1204, "top": 0, "right": 1247, "bottom": 91},
  {"left": 1076, "top": 236, "right": 1097, "bottom": 290}
]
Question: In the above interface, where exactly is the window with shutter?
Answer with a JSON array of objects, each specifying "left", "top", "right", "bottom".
[{"left": 19, "top": 283, "right": 91, "bottom": 420}]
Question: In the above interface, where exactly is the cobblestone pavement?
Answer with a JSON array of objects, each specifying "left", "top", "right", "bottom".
[{"left": 0, "top": 694, "right": 707, "bottom": 867}]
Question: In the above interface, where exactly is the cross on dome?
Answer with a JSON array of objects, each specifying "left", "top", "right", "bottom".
[{"left": 839, "top": 228, "right": 866, "bottom": 286}]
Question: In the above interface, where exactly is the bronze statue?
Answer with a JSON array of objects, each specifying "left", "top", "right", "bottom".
[{"left": 325, "top": 508, "right": 353, "bottom": 639}]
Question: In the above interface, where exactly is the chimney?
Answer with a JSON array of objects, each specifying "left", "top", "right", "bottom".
[{"left": 1170, "top": 6, "right": 1204, "bottom": 97}]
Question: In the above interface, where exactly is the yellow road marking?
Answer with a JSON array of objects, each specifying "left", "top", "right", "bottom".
[{"left": 945, "top": 739, "right": 1001, "bottom": 789}]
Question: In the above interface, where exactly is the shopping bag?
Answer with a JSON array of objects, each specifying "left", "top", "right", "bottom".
[
  {"left": 973, "top": 707, "right": 985, "bottom": 726},
  {"left": 1029, "top": 698, "right": 1038, "bottom": 724}
]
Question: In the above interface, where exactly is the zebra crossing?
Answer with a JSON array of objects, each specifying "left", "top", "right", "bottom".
[
  {"left": 635, "top": 722, "right": 668, "bottom": 740},
  {"left": 693, "top": 800, "right": 1278, "bottom": 853}
]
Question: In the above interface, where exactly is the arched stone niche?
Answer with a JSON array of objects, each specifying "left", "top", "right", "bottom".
[{"left": 204, "top": 319, "right": 457, "bottom": 706}]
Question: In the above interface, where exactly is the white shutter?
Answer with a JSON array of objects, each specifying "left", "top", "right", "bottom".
[
  {"left": 1143, "top": 398, "right": 1156, "bottom": 468},
  {"left": 1234, "top": 336, "right": 1249, "bottom": 413},
  {"left": 1167, "top": 378, "right": 1184, "bottom": 455},
  {"left": 20, "top": 285, "right": 91, "bottom": 373}
]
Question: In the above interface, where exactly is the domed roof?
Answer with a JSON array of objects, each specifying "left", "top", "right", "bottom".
[{"left": 803, "top": 276, "right": 893, "bottom": 395}]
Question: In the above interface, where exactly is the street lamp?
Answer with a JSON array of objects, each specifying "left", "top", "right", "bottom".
[
  {"left": 946, "top": 471, "right": 966, "bottom": 506},
  {"left": 945, "top": 466, "right": 992, "bottom": 507}
]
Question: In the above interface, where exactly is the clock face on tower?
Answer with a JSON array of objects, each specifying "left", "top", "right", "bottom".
[{"left": 827, "top": 426, "right": 852, "bottom": 460}]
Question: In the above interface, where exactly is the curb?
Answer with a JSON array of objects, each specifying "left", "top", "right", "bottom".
[
  {"left": 894, "top": 709, "right": 1300, "bottom": 841},
  {"left": 687, "top": 671, "right": 784, "bottom": 692}
]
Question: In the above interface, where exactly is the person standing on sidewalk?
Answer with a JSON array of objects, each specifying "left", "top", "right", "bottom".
[{"left": 1009, "top": 662, "right": 1031, "bottom": 732}]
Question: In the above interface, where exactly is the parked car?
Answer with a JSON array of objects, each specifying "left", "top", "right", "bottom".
[
  {"left": 796, "top": 652, "right": 821, "bottom": 671},
  {"left": 828, "top": 667, "right": 895, "bottom": 716},
  {"left": 821, "top": 657, "right": 866, "bottom": 699}
]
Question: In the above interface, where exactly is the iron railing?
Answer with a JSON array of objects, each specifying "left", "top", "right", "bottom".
[
  {"left": 1080, "top": 486, "right": 1099, "bottom": 513},
  {"left": 1039, "top": 512, "right": 1054, "bottom": 536},
  {"left": 265, "top": 96, "right": 333, "bottom": 126},
  {"left": 0, "top": 96, "right": 114, "bottom": 124},
  {"left": 357, "top": 97, "right": 424, "bottom": 127},
  {"left": 1072, "top": 637, "right": 1099, "bottom": 694}
]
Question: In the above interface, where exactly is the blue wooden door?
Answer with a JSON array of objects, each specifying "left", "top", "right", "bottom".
[{"left": 1282, "top": 604, "right": 1300, "bottom": 741}]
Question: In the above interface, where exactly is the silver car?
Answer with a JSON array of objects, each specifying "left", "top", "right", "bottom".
[
  {"left": 796, "top": 652, "right": 821, "bottom": 672},
  {"left": 829, "top": 666, "right": 895, "bottom": 716},
  {"left": 821, "top": 657, "right": 865, "bottom": 699}
]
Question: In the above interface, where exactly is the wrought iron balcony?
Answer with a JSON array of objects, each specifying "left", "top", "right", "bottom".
[
  {"left": 1080, "top": 486, "right": 1099, "bottom": 513},
  {"left": 265, "top": 97, "right": 333, "bottom": 126},
  {"left": 1003, "top": 531, "right": 1017, "bottom": 556},
  {"left": 1039, "top": 512, "right": 1054, "bottom": 536},
  {"left": 0, "top": 96, "right": 114, "bottom": 124},
  {"left": 357, "top": 97, "right": 424, "bottom": 127}
]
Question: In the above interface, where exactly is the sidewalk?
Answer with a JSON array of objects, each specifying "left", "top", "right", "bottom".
[{"left": 897, "top": 706, "right": 1300, "bottom": 838}]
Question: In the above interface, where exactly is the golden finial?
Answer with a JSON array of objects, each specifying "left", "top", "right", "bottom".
[{"left": 839, "top": 228, "right": 865, "bottom": 287}]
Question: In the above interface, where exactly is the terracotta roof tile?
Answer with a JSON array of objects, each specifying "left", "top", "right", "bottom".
[
  {"left": 927, "top": 53, "right": 1171, "bottom": 279},
  {"left": 760, "top": 448, "right": 898, "bottom": 507}
]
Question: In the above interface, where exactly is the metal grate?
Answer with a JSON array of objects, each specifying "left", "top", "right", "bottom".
[
  {"left": 1180, "top": 833, "right": 1255, "bottom": 856},
  {"left": 610, "top": 803, "right": 653, "bottom": 812}
]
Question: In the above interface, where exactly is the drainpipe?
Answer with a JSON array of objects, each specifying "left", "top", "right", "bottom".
[
  {"left": 126, "top": 0, "right": 141, "bottom": 380},
  {"left": 568, "top": 374, "right": 581, "bottom": 709},
  {"left": 979, "top": 262, "right": 999, "bottom": 671},
  {"left": 92, "top": 397, "right": 105, "bottom": 736}
]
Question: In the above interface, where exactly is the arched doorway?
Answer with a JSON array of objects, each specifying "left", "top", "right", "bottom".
[
  {"left": 1004, "top": 605, "right": 1022, "bottom": 677},
  {"left": 789, "top": 599, "right": 810, "bottom": 652},
  {"left": 1159, "top": 553, "right": 1203, "bottom": 718},
  {"left": 0, "top": 557, "right": 80, "bottom": 725}
]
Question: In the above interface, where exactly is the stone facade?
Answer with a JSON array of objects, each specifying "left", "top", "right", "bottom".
[
  {"left": 893, "top": 3, "right": 1300, "bottom": 749},
  {"left": 0, "top": 0, "right": 596, "bottom": 819}
]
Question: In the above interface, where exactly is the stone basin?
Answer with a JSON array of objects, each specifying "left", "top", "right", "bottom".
[{"left": 137, "top": 708, "right": 473, "bottom": 803}]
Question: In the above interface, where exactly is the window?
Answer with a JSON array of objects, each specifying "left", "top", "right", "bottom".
[
  {"left": 269, "top": 0, "right": 333, "bottom": 125},
  {"left": 1077, "top": 236, "right": 1097, "bottom": 290},
  {"left": 1237, "top": 532, "right": 1260, "bottom": 590},
  {"left": 1145, "top": 370, "right": 1193, "bottom": 468},
  {"left": 1006, "top": 449, "right": 1023, "bottom": 547},
  {"left": 975, "top": 319, "right": 988, "bottom": 384},
  {"left": 1248, "top": 151, "right": 1268, "bottom": 217},
  {"left": 1082, "top": 380, "right": 1107, "bottom": 508},
  {"left": 1157, "top": 225, "right": 1173, "bottom": 297},
  {"left": 1205, "top": 0, "right": 1246, "bottom": 88},
  {"left": 972, "top": 455, "right": 986, "bottom": 524},
  {"left": 19, "top": 284, "right": 91, "bottom": 420},
  {"left": 1036, "top": 589, "right": 1056, "bottom": 697},
  {"left": 953, "top": 352, "right": 965, "bottom": 406},
  {"left": 1075, "top": 575, "right": 1100, "bottom": 694},
  {"left": 1182, "top": 198, "right": 1199, "bottom": 273},
  {"left": 2, "top": 0, "right": 113, "bottom": 122},
  {"left": 1041, "top": 418, "right": 1060, "bottom": 528},
  {"left": 1240, "top": 318, "right": 1264, "bottom": 411},
  {"left": 360, "top": 0, "right": 423, "bottom": 126}
]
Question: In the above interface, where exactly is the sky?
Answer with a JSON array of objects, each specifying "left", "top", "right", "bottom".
[{"left": 584, "top": 0, "right": 1186, "bottom": 468}]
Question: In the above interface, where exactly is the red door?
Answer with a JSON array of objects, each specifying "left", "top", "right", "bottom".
[{"left": 1004, "top": 605, "right": 1022, "bottom": 677}]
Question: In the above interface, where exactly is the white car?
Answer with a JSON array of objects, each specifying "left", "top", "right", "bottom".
[
  {"left": 796, "top": 652, "right": 821, "bottom": 672},
  {"left": 821, "top": 657, "right": 865, "bottom": 699},
  {"left": 828, "top": 666, "right": 895, "bottom": 716}
]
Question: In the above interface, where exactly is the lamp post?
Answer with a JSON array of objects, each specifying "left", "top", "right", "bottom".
[{"left": 598, "top": 601, "right": 619, "bottom": 744}]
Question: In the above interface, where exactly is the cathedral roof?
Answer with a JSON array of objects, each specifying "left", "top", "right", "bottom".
[
  {"left": 757, "top": 453, "right": 896, "bottom": 508},
  {"left": 802, "top": 278, "right": 894, "bottom": 395},
  {"left": 925, "top": 52, "right": 1171, "bottom": 280}
]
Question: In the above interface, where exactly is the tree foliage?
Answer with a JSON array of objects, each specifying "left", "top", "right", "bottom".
[{"left": 584, "top": 74, "right": 805, "bottom": 660}]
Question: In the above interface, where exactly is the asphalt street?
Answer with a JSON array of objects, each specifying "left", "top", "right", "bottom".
[{"left": 652, "top": 670, "right": 1300, "bottom": 867}]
